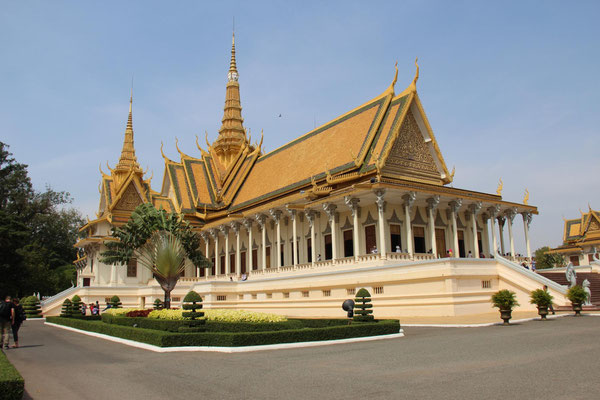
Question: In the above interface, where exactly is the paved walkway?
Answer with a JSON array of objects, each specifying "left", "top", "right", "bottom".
[{"left": 5, "top": 316, "right": 600, "bottom": 400}]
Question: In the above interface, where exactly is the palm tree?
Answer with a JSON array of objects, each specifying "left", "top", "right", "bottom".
[{"left": 100, "top": 203, "right": 210, "bottom": 308}]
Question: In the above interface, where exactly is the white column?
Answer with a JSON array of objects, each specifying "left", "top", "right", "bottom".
[
  {"left": 448, "top": 200, "right": 462, "bottom": 257},
  {"left": 403, "top": 192, "right": 416, "bottom": 256},
  {"left": 220, "top": 225, "right": 230, "bottom": 274},
  {"left": 345, "top": 196, "right": 361, "bottom": 260},
  {"left": 270, "top": 209, "right": 282, "bottom": 268},
  {"left": 244, "top": 219, "right": 253, "bottom": 271},
  {"left": 487, "top": 205, "right": 500, "bottom": 257},
  {"left": 287, "top": 207, "right": 298, "bottom": 266},
  {"left": 505, "top": 208, "right": 517, "bottom": 257},
  {"left": 307, "top": 210, "right": 317, "bottom": 264},
  {"left": 375, "top": 190, "right": 387, "bottom": 258},
  {"left": 231, "top": 222, "right": 241, "bottom": 275},
  {"left": 110, "top": 264, "right": 117, "bottom": 287},
  {"left": 323, "top": 203, "right": 338, "bottom": 260},
  {"left": 427, "top": 196, "right": 440, "bottom": 256},
  {"left": 256, "top": 214, "right": 267, "bottom": 269},
  {"left": 498, "top": 217, "right": 506, "bottom": 255},
  {"left": 522, "top": 212, "right": 532, "bottom": 259},
  {"left": 468, "top": 202, "right": 482, "bottom": 258}
]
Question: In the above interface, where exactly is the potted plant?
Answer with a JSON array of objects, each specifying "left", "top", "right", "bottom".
[
  {"left": 530, "top": 289, "right": 553, "bottom": 320},
  {"left": 491, "top": 289, "right": 519, "bottom": 325},
  {"left": 566, "top": 285, "right": 587, "bottom": 316}
]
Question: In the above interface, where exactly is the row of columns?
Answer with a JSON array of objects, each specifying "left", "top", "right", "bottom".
[{"left": 198, "top": 190, "right": 534, "bottom": 276}]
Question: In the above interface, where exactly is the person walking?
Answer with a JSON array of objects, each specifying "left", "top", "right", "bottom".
[
  {"left": 543, "top": 285, "right": 556, "bottom": 315},
  {"left": 11, "top": 298, "right": 26, "bottom": 348},
  {"left": 0, "top": 296, "right": 15, "bottom": 350}
]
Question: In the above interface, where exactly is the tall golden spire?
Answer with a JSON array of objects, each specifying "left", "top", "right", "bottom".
[
  {"left": 115, "top": 88, "right": 141, "bottom": 173},
  {"left": 213, "top": 31, "right": 248, "bottom": 167}
]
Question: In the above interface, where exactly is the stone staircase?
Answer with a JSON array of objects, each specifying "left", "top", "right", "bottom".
[{"left": 537, "top": 271, "right": 600, "bottom": 305}]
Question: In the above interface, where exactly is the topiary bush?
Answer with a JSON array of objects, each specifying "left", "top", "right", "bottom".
[
  {"left": 180, "top": 291, "right": 205, "bottom": 332},
  {"left": 153, "top": 298, "right": 164, "bottom": 310},
  {"left": 567, "top": 285, "right": 588, "bottom": 304},
  {"left": 491, "top": 289, "right": 519, "bottom": 310},
  {"left": 60, "top": 298, "right": 72, "bottom": 317},
  {"left": 70, "top": 295, "right": 83, "bottom": 317},
  {"left": 23, "top": 296, "right": 42, "bottom": 318},
  {"left": 353, "top": 288, "right": 374, "bottom": 322},
  {"left": 530, "top": 289, "right": 553, "bottom": 307},
  {"left": 110, "top": 296, "right": 122, "bottom": 309}
]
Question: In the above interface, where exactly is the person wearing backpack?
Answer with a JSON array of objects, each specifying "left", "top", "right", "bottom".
[
  {"left": 0, "top": 296, "right": 15, "bottom": 350},
  {"left": 11, "top": 298, "right": 26, "bottom": 348}
]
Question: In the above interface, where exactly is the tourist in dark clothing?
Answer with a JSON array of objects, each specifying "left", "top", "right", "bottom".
[
  {"left": 11, "top": 298, "right": 25, "bottom": 348},
  {"left": 0, "top": 296, "right": 15, "bottom": 349}
]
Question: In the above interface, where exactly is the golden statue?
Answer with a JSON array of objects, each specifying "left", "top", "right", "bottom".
[
  {"left": 523, "top": 188, "right": 529, "bottom": 205},
  {"left": 496, "top": 178, "right": 503, "bottom": 196}
]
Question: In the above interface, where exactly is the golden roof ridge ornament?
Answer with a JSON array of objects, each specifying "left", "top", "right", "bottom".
[
  {"left": 396, "top": 57, "right": 420, "bottom": 97},
  {"left": 523, "top": 188, "right": 529, "bottom": 205},
  {"left": 385, "top": 62, "right": 398, "bottom": 95},
  {"left": 496, "top": 178, "right": 503, "bottom": 196}
]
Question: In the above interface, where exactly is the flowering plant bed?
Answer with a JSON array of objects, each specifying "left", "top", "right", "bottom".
[{"left": 46, "top": 316, "right": 400, "bottom": 347}]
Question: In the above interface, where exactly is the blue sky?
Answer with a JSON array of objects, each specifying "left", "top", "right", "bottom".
[{"left": 1, "top": 1, "right": 599, "bottom": 252}]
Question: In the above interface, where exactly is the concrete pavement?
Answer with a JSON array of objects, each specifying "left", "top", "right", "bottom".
[{"left": 5, "top": 316, "right": 600, "bottom": 399}]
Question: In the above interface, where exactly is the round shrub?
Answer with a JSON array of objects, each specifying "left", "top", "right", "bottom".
[
  {"left": 567, "top": 285, "right": 588, "bottom": 304},
  {"left": 23, "top": 296, "right": 42, "bottom": 318},
  {"left": 530, "top": 289, "right": 553, "bottom": 307},
  {"left": 110, "top": 296, "right": 122, "bottom": 308},
  {"left": 353, "top": 288, "right": 374, "bottom": 322},
  {"left": 491, "top": 289, "right": 519, "bottom": 310},
  {"left": 60, "top": 298, "right": 72, "bottom": 317},
  {"left": 70, "top": 295, "right": 83, "bottom": 317}
]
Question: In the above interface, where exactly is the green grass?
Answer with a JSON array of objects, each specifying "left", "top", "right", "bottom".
[
  {"left": 47, "top": 316, "right": 400, "bottom": 348},
  {"left": 0, "top": 350, "right": 24, "bottom": 400}
]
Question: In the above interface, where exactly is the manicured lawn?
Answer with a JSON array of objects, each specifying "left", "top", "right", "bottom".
[
  {"left": 0, "top": 350, "right": 24, "bottom": 400},
  {"left": 46, "top": 316, "right": 400, "bottom": 347}
]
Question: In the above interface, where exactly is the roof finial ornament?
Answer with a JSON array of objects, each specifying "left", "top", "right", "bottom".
[
  {"left": 523, "top": 188, "right": 529, "bottom": 205},
  {"left": 160, "top": 141, "right": 169, "bottom": 161},
  {"left": 387, "top": 62, "right": 398, "bottom": 94},
  {"left": 106, "top": 161, "right": 115, "bottom": 173},
  {"left": 449, "top": 166, "right": 456, "bottom": 180},
  {"left": 175, "top": 137, "right": 185, "bottom": 158},
  {"left": 205, "top": 131, "right": 211, "bottom": 149},
  {"left": 496, "top": 178, "right": 503, "bottom": 196},
  {"left": 413, "top": 57, "right": 419, "bottom": 86}
]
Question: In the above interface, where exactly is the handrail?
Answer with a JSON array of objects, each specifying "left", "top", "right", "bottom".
[
  {"left": 495, "top": 255, "right": 567, "bottom": 293},
  {"left": 40, "top": 286, "right": 80, "bottom": 307}
]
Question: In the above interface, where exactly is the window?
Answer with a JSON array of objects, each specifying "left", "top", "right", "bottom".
[
  {"left": 283, "top": 292, "right": 290, "bottom": 298},
  {"left": 266, "top": 246, "right": 271, "bottom": 268},
  {"left": 481, "top": 280, "right": 491, "bottom": 289},
  {"left": 238, "top": 294, "right": 244, "bottom": 300},
  {"left": 324, "top": 234, "right": 332, "bottom": 260},
  {"left": 343, "top": 229, "right": 354, "bottom": 257},
  {"left": 457, "top": 230, "right": 465, "bottom": 257},
  {"left": 413, "top": 226, "right": 426, "bottom": 253},
  {"left": 365, "top": 225, "right": 376, "bottom": 253},
  {"left": 252, "top": 293, "right": 257, "bottom": 300},
  {"left": 307, "top": 238, "right": 312, "bottom": 263},
  {"left": 347, "top": 288, "right": 355, "bottom": 296},
  {"left": 252, "top": 249, "right": 258, "bottom": 270},
  {"left": 266, "top": 293, "right": 272, "bottom": 299},
  {"left": 477, "top": 231, "right": 483, "bottom": 255},
  {"left": 280, "top": 243, "right": 285, "bottom": 267},
  {"left": 374, "top": 286, "right": 384, "bottom": 294},
  {"left": 302, "top": 291, "right": 309, "bottom": 298},
  {"left": 127, "top": 258, "right": 137, "bottom": 277},
  {"left": 220, "top": 255, "right": 226, "bottom": 275},
  {"left": 104, "top": 297, "right": 111, "bottom": 303},
  {"left": 90, "top": 258, "right": 94, "bottom": 273},
  {"left": 217, "top": 295, "right": 227, "bottom": 301},
  {"left": 322, "top": 290, "right": 331, "bottom": 297},
  {"left": 390, "top": 224, "right": 402, "bottom": 252},
  {"left": 230, "top": 253, "right": 235, "bottom": 273},
  {"left": 211, "top": 258, "right": 216, "bottom": 275},
  {"left": 241, "top": 251, "right": 247, "bottom": 274},
  {"left": 171, "top": 297, "right": 180, "bottom": 302},
  {"left": 570, "top": 256, "right": 580, "bottom": 266}
]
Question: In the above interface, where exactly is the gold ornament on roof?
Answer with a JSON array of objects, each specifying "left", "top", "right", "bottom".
[
  {"left": 496, "top": 178, "right": 503, "bottom": 196},
  {"left": 523, "top": 188, "right": 529, "bottom": 205},
  {"left": 449, "top": 166, "right": 455, "bottom": 180}
]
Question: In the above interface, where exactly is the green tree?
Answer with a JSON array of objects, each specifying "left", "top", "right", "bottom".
[
  {"left": 534, "top": 246, "right": 565, "bottom": 270},
  {"left": 353, "top": 288, "right": 374, "bottom": 322},
  {"left": 0, "top": 142, "right": 83, "bottom": 298},
  {"left": 100, "top": 203, "right": 210, "bottom": 308}
]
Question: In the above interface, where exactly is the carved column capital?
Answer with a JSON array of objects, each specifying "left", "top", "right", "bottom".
[
  {"left": 269, "top": 208, "right": 282, "bottom": 222},
  {"left": 426, "top": 195, "right": 440, "bottom": 212},
  {"left": 375, "top": 189, "right": 386, "bottom": 213},
  {"left": 521, "top": 211, "right": 533, "bottom": 229},
  {"left": 402, "top": 192, "right": 416, "bottom": 209},
  {"left": 497, "top": 216, "right": 506, "bottom": 228},
  {"left": 306, "top": 210, "right": 317, "bottom": 228},
  {"left": 481, "top": 213, "right": 490, "bottom": 223},
  {"left": 255, "top": 213, "right": 267, "bottom": 228},
  {"left": 487, "top": 204, "right": 500, "bottom": 218},
  {"left": 209, "top": 228, "right": 218, "bottom": 239},
  {"left": 344, "top": 196, "right": 360, "bottom": 217},
  {"left": 200, "top": 231, "right": 209, "bottom": 241},
  {"left": 219, "top": 225, "right": 229, "bottom": 236},
  {"left": 323, "top": 203, "right": 337, "bottom": 220},
  {"left": 243, "top": 218, "right": 253, "bottom": 231},
  {"left": 468, "top": 201, "right": 482, "bottom": 215},
  {"left": 448, "top": 199, "right": 462, "bottom": 214},
  {"left": 504, "top": 207, "right": 517, "bottom": 223},
  {"left": 229, "top": 221, "right": 240, "bottom": 233},
  {"left": 285, "top": 205, "right": 297, "bottom": 220}
]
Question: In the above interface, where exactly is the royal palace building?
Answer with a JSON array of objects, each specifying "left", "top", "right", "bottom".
[{"left": 42, "top": 35, "right": 569, "bottom": 317}]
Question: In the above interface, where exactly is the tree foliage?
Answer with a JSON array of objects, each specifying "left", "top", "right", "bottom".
[
  {"left": 534, "top": 246, "right": 565, "bottom": 270},
  {"left": 0, "top": 142, "right": 84, "bottom": 298},
  {"left": 100, "top": 203, "right": 210, "bottom": 308}
]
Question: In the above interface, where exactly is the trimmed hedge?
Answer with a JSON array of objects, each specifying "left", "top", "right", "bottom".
[
  {"left": 0, "top": 350, "right": 24, "bottom": 400},
  {"left": 47, "top": 317, "right": 400, "bottom": 348}
]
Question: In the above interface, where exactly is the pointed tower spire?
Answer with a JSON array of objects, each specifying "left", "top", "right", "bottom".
[
  {"left": 213, "top": 30, "right": 248, "bottom": 167},
  {"left": 115, "top": 87, "right": 141, "bottom": 173}
]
